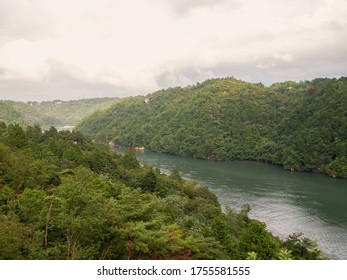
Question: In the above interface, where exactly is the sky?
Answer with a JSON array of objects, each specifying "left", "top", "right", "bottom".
[{"left": 0, "top": 0, "right": 346, "bottom": 101}]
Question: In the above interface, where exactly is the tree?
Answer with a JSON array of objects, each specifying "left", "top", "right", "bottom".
[
  {"left": 169, "top": 168, "right": 182, "bottom": 181},
  {"left": 0, "top": 121, "right": 6, "bottom": 136},
  {"left": 184, "top": 235, "right": 229, "bottom": 259},
  {"left": 0, "top": 212, "right": 28, "bottom": 259},
  {"left": 327, "top": 156, "right": 347, "bottom": 178},
  {"left": 17, "top": 188, "right": 47, "bottom": 224},
  {"left": 61, "top": 146, "right": 86, "bottom": 168},
  {"left": 113, "top": 187, "right": 184, "bottom": 259},
  {"left": 3, "top": 124, "right": 28, "bottom": 149},
  {"left": 120, "top": 151, "right": 140, "bottom": 169},
  {"left": 139, "top": 168, "right": 157, "bottom": 192},
  {"left": 26, "top": 125, "right": 42, "bottom": 145},
  {"left": 50, "top": 167, "right": 119, "bottom": 259},
  {"left": 283, "top": 232, "right": 323, "bottom": 260},
  {"left": 237, "top": 220, "right": 280, "bottom": 260}
]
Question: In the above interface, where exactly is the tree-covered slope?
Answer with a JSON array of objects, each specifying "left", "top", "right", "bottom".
[
  {"left": 77, "top": 77, "right": 347, "bottom": 178},
  {"left": 0, "top": 97, "right": 118, "bottom": 129},
  {"left": 0, "top": 122, "right": 322, "bottom": 260}
]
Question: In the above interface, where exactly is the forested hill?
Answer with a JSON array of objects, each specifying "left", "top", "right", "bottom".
[
  {"left": 77, "top": 77, "right": 347, "bottom": 178},
  {"left": 0, "top": 97, "right": 118, "bottom": 129},
  {"left": 0, "top": 123, "right": 323, "bottom": 259}
]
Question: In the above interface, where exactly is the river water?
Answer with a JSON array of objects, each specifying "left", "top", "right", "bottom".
[{"left": 116, "top": 148, "right": 347, "bottom": 259}]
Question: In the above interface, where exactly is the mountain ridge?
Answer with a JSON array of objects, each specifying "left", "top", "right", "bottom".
[{"left": 77, "top": 77, "right": 347, "bottom": 178}]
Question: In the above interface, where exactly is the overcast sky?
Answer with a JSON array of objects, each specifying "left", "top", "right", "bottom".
[{"left": 0, "top": 0, "right": 346, "bottom": 101}]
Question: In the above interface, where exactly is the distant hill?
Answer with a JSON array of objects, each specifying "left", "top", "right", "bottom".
[
  {"left": 76, "top": 77, "right": 347, "bottom": 178},
  {"left": 0, "top": 97, "right": 119, "bottom": 129}
]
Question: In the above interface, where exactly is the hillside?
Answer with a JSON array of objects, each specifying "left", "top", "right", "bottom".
[
  {"left": 0, "top": 97, "right": 119, "bottom": 129},
  {"left": 0, "top": 123, "right": 322, "bottom": 260},
  {"left": 77, "top": 77, "right": 347, "bottom": 178}
]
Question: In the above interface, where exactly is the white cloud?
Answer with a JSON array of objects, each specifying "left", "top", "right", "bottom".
[{"left": 0, "top": 0, "right": 346, "bottom": 101}]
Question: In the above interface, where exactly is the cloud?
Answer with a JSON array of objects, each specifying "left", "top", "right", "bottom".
[
  {"left": 0, "top": 0, "right": 57, "bottom": 40},
  {"left": 0, "top": 73, "right": 131, "bottom": 102},
  {"left": 0, "top": 0, "right": 346, "bottom": 101},
  {"left": 153, "top": 0, "right": 241, "bottom": 16}
]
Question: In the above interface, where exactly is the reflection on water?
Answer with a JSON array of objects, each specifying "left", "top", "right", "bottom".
[{"left": 115, "top": 148, "right": 347, "bottom": 259}]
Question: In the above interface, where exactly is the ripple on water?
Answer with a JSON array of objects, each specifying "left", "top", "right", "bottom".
[{"left": 250, "top": 203, "right": 347, "bottom": 259}]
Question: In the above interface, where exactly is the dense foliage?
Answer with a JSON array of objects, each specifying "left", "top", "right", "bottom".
[
  {"left": 77, "top": 77, "right": 347, "bottom": 178},
  {"left": 0, "top": 123, "right": 322, "bottom": 260},
  {"left": 0, "top": 97, "right": 118, "bottom": 129}
]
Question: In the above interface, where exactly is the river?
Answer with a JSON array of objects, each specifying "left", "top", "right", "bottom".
[{"left": 115, "top": 148, "right": 347, "bottom": 259}]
